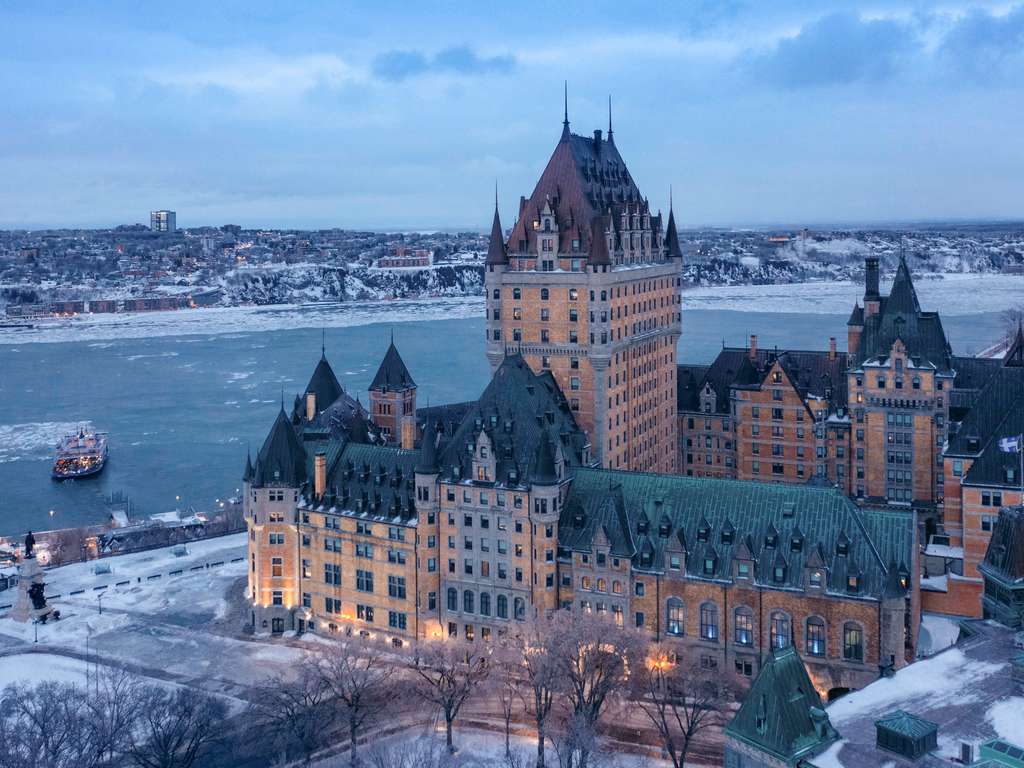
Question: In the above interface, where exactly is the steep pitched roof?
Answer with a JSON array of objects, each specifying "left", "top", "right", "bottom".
[
  {"left": 436, "top": 355, "right": 587, "bottom": 486},
  {"left": 370, "top": 341, "right": 416, "bottom": 391},
  {"left": 505, "top": 128, "right": 644, "bottom": 258},
  {"left": 678, "top": 348, "right": 849, "bottom": 415},
  {"left": 664, "top": 206, "right": 683, "bottom": 259},
  {"left": 486, "top": 202, "right": 507, "bottom": 265},
  {"left": 416, "top": 420, "right": 440, "bottom": 474},
  {"left": 847, "top": 302, "right": 864, "bottom": 327},
  {"left": 948, "top": 365, "right": 1024, "bottom": 465},
  {"left": 726, "top": 646, "right": 838, "bottom": 764},
  {"left": 314, "top": 442, "right": 420, "bottom": 521},
  {"left": 304, "top": 353, "right": 343, "bottom": 411},
  {"left": 253, "top": 408, "right": 307, "bottom": 487},
  {"left": 980, "top": 506, "right": 1024, "bottom": 586},
  {"left": 852, "top": 259, "right": 951, "bottom": 370},
  {"left": 1006, "top": 321, "right": 1024, "bottom": 368},
  {"left": 561, "top": 468, "right": 912, "bottom": 600}
]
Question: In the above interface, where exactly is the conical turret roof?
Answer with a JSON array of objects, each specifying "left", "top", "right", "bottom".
[
  {"left": 664, "top": 206, "right": 682, "bottom": 259},
  {"left": 305, "top": 353, "right": 343, "bottom": 412},
  {"left": 370, "top": 341, "right": 416, "bottom": 391},
  {"left": 254, "top": 407, "right": 307, "bottom": 487},
  {"left": 486, "top": 202, "right": 507, "bottom": 265}
]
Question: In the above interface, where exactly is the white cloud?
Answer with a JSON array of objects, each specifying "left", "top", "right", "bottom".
[{"left": 148, "top": 51, "right": 365, "bottom": 96}]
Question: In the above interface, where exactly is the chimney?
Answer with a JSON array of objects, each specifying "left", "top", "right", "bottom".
[
  {"left": 829, "top": 337, "right": 837, "bottom": 360},
  {"left": 305, "top": 392, "right": 316, "bottom": 421},
  {"left": 864, "top": 257, "right": 880, "bottom": 300},
  {"left": 593, "top": 129, "right": 603, "bottom": 149},
  {"left": 314, "top": 452, "right": 326, "bottom": 499},
  {"left": 749, "top": 334, "right": 758, "bottom": 361}
]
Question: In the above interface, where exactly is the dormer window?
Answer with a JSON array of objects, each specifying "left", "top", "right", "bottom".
[
  {"left": 697, "top": 525, "right": 709, "bottom": 542},
  {"left": 703, "top": 557, "right": 715, "bottom": 575},
  {"left": 790, "top": 536, "right": 803, "bottom": 553},
  {"left": 773, "top": 566, "right": 786, "bottom": 583},
  {"left": 721, "top": 529, "right": 733, "bottom": 545},
  {"left": 847, "top": 575, "right": 860, "bottom": 593},
  {"left": 764, "top": 533, "right": 776, "bottom": 549},
  {"left": 658, "top": 522, "right": 670, "bottom": 537},
  {"left": 809, "top": 570, "right": 823, "bottom": 588},
  {"left": 836, "top": 539, "right": 848, "bottom": 556}
]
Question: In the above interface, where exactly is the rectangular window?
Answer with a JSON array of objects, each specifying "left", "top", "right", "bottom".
[
  {"left": 388, "top": 575, "right": 407, "bottom": 599},
  {"left": 356, "top": 569, "right": 374, "bottom": 593}
]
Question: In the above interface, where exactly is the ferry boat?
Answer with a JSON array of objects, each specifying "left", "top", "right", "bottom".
[{"left": 52, "top": 429, "right": 108, "bottom": 480}]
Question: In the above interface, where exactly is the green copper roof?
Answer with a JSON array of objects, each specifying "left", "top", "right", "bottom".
[
  {"left": 726, "top": 646, "right": 838, "bottom": 765},
  {"left": 875, "top": 710, "right": 938, "bottom": 740}
]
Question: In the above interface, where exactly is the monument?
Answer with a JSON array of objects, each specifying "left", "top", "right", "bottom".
[{"left": 12, "top": 531, "right": 57, "bottom": 623}]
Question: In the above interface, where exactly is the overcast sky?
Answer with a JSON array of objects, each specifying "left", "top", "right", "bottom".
[{"left": 2, "top": 1, "right": 1023, "bottom": 230}]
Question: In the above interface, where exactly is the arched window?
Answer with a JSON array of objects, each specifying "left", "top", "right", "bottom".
[
  {"left": 806, "top": 617, "right": 826, "bottom": 656},
  {"left": 496, "top": 594, "right": 508, "bottom": 619},
  {"left": 513, "top": 288, "right": 521, "bottom": 300},
  {"left": 699, "top": 602, "right": 718, "bottom": 641},
  {"left": 514, "top": 597, "right": 526, "bottom": 621},
  {"left": 843, "top": 622, "right": 864, "bottom": 662},
  {"left": 612, "top": 580, "right": 622, "bottom": 595},
  {"left": 666, "top": 598, "right": 685, "bottom": 636},
  {"left": 480, "top": 592, "right": 491, "bottom": 617},
  {"left": 597, "top": 578, "right": 606, "bottom": 592},
  {"left": 541, "top": 288, "right": 549, "bottom": 300},
  {"left": 463, "top": 590, "right": 475, "bottom": 614},
  {"left": 447, "top": 588, "right": 457, "bottom": 612},
  {"left": 771, "top": 611, "right": 791, "bottom": 649},
  {"left": 734, "top": 606, "right": 753, "bottom": 646}
]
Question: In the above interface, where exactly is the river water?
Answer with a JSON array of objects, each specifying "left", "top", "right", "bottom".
[{"left": 0, "top": 275, "right": 1017, "bottom": 536}]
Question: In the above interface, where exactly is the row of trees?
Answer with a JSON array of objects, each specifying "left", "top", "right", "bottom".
[
  {"left": 251, "top": 611, "right": 731, "bottom": 768},
  {"left": 0, "top": 672, "right": 227, "bottom": 768}
]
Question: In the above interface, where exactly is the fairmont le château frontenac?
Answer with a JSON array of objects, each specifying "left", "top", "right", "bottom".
[{"left": 243, "top": 108, "right": 1024, "bottom": 700}]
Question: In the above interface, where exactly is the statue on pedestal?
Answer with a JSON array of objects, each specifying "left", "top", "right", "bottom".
[{"left": 12, "top": 531, "right": 58, "bottom": 624}]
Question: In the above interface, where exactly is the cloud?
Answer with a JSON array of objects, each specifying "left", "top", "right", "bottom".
[
  {"left": 749, "top": 12, "right": 918, "bottom": 88},
  {"left": 939, "top": 5, "right": 1024, "bottom": 81},
  {"left": 149, "top": 52, "right": 362, "bottom": 96},
  {"left": 372, "top": 45, "right": 514, "bottom": 81}
]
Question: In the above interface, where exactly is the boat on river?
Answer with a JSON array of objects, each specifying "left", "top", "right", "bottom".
[{"left": 52, "top": 428, "right": 108, "bottom": 480}]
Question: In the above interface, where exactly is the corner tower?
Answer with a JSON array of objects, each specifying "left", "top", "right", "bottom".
[
  {"left": 369, "top": 338, "right": 417, "bottom": 449},
  {"left": 485, "top": 103, "right": 682, "bottom": 472}
]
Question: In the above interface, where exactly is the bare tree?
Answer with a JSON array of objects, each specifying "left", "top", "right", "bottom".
[
  {"left": 551, "top": 612, "right": 644, "bottom": 768},
  {"left": 408, "top": 640, "right": 490, "bottom": 753},
  {"left": 0, "top": 681, "right": 97, "bottom": 768},
  {"left": 633, "top": 652, "right": 731, "bottom": 768},
  {"left": 513, "top": 615, "right": 562, "bottom": 768},
  {"left": 484, "top": 639, "right": 524, "bottom": 761},
  {"left": 127, "top": 686, "right": 228, "bottom": 768},
  {"left": 249, "top": 665, "right": 335, "bottom": 765},
  {"left": 317, "top": 635, "right": 400, "bottom": 766}
]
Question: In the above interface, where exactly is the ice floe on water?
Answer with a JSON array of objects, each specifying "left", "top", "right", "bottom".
[
  {"left": 0, "top": 421, "right": 92, "bottom": 464},
  {"left": 0, "top": 296, "right": 485, "bottom": 345}
]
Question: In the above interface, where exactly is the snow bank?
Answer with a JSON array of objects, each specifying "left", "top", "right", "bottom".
[{"left": 986, "top": 697, "right": 1024, "bottom": 744}]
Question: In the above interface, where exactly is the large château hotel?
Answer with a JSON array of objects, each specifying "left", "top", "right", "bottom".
[{"left": 244, "top": 110, "right": 925, "bottom": 697}]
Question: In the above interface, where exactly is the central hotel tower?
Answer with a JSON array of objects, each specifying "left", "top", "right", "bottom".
[{"left": 484, "top": 109, "right": 683, "bottom": 473}]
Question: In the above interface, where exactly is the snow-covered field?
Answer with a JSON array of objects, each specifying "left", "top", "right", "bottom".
[{"left": 0, "top": 534, "right": 311, "bottom": 704}]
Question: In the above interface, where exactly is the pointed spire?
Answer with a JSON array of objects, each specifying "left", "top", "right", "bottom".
[
  {"left": 321, "top": 328, "right": 326, "bottom": 358},
  {"left": 561, "top": 80, "right": 570, "bottom": 140},
  {"left": 243, "top": 451, "right": 253, "bottom": 482},
  {"left": 665, "top": 190, "right": 682, "bottom": 260},
  {"left": 486, "top": 188, "right": 508, "bottom": 265},
  {"left": 416, "top": 419, "right": 440, "bottom": 474},
  {"left": 607, "top": 95, "right": 614, "bottom": 143}
]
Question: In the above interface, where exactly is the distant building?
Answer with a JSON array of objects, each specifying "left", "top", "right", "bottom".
[
  {"left": 150, "top": 210, "right": 176, "bottom": 233},
  {"left": 376, "top": 247, "right": 433, "bottom": 269}
]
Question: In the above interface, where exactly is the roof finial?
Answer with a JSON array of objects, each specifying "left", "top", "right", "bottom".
[
  {"left": 669, "top": 184, "right": 674, "bottom": 211},
  {"left": 321, "top": 327, "right": 326, "bottom": 358},
  {"left": 390, "top": 326, "right": 394, "bottom": 345},
  {"left": 561, "top": 81, "right": 570, "bottom": 139},
  {"left": 280, "top": 385, "right": 285, "bottom": 410},
  {"left": 608, "top": 94, "right": 613, "bottom": 137},
  {"left": 494, "top": 180, "right": 499, "bottom": 211}
]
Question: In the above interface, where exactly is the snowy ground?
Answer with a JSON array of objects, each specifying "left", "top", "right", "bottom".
[
  {"left": 681, "top": 272, "right": 1024, "bottom": 316},
  {"left": 4, "top": 271, "right": 1021, "bottom": 346},
  {"left": 0, "top": 533, "right": 312, "bottom": 705}
]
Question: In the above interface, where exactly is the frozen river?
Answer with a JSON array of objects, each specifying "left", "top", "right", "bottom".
[{"left": 0, "top": 274, "right": 1018, "bottom": 536}]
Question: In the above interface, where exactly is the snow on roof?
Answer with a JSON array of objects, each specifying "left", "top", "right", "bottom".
[
  {"left": 811, "top": 621, "right": 1023, "bottom": 767},
  {"left": 924, "top": 543, "right": 964, "bottom": 560}
]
